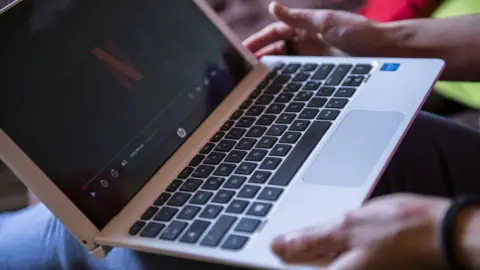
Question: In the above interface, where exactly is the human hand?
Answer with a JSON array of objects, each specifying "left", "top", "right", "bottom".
[
  {"left": 271, "top": 194, "right": 450, "bottom": 270},
  {"left": 243, "top": 1, "right": 397, "bottom": 59}
]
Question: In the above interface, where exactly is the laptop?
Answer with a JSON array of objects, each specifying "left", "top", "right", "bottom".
[{"left": 0, "top": 0, "right": 444, "bottom": 269}]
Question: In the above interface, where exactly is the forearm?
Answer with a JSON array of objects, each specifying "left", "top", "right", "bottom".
[
  {"left": 384, "top": 15, "right": 480, "bottom": 82},
  {"left": 455, "top": 207, "right": 480, "bottom": 270}
]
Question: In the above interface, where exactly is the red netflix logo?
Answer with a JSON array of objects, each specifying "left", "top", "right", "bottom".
[{"left": 92, "top": 40, "right": 144, "bottom": 89}]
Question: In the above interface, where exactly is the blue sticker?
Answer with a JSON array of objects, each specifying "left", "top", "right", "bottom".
[{"left": 381, "top": 63, "right": 400, "bottom": 72}]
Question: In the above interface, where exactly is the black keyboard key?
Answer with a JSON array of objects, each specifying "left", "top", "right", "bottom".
[
  {"left": 141, "top": 206, "right": 159, "bottom": 220},
  {"left": 214, "top": 163, "right": 236, "bottom": 177},
  {"left": 140, "top": 222, "right": 165, "bottom": 238},
  {"left": 166, "top": 180, "right": 183, "bottom": 192},
  {"left": 245, "top": 149, "right": 268, "bottom": 162},
  {"left": 269, "top": 121, "right": 332, "bottom": 186},
  {"left": 303, "top": 81, "right": 321, "bottom": 91},
  {"left": 129, "top": 221, "right": 146, "bottom": 236},
  {"left": 237, "top": 185, "right": 261, "bottom": 199},
  {"left": 256, "top": 115, "right": 276, "bottom": 126},
  {"left": 285, "top": 102, "right": 305, "bottom": 113},
  {"left": 202, "top": 177, "right": 225, "bottom": 190},
  {"left": 160, "top": 221, "right": 188, "bottom": 241},
  {"left": 189, "top": 155, "right": 205, "bottom": 167},
  {"left": 239, "top": 100, "right": 252, "bottom": 110},
  {"left": 292, "top": 72, "right": 310, "bottom": 82},
  {"left": 235, "top": 218, "right": 261, "bottom": 233},
  {"left": 225, "top": 128, "right": 247, "bottom": 140},
  {"left": 201, "top": 215, "right": 237, "bottom": 247},
  {"left": 247, "top": 202, "right": 272, "bottom": 217},
  {"left": 326, "top": 98, "right": 349, "bottom": 109},
  {"left": 256, "top": 136, "right": 278, "bottom": 149},
  {"left": 154, "top": 192, "right": 171, "bottom": 206},
  {"left": 200, "top": 143, "right": 215, "bottom": 155},
  {"left": 177, "top": 205, "right": 201, "bottom": 220},
  {"left": 220, "top": 120, "right": 235, "bottom": 132},
  {"left": 317, "top": 109, "right": 341, "bottom": 120},
  {"left": 235, "top": 138, "right": 257, "bottom": 150},
  {"left": 266, "top": 103, "right": 285, "bottom": 114},
  {"left": 224, "top": 175, "right": 247, "bottom": 189},
  {"left": 295, "top": 91, "right": 313, "bottom": 102},
  {"left": 248, "top": 89, "right": 261, "bottom": 99},
  {"left": 256, "top": 95, "right": 275, "bottom": 105},
  {"left": 316, "top": 87, "right": 336, "bottom": 97},
  {"left": 249, "top": 171, "right": 272, "bottom": 184},
  {"left": 236, "top": 117, "right": 256, "bottom": 128},
  {"left": 246, "top": 105, "right": 265, "bottom": 117},
  {"left": 325, "top": 64, "right": 352, "bottom": 86},
  {"left": 272, "top": 61, "right": 285, "bottom": 71},
  {"left": 299, "top": 109, "right": 320, "bottom": 120},
  {"left": 235, "top": 162, "right": 257, "bottom": 175},
  {"left": 266, "top": 125, "right": 287, "bottom": 136},
  {"left": 246, "top": 126, "right": 267, "bottom": 138},
  {"left": 177, "top": 179, "right": 203, "bottom": 194},
  {"left": 190, "top": 191, "right": 213, "bottom": 205},
  {"left": 212, "top": 189, "right": 235, "bottom": 204},
  {"left": 180, "top": 220, "right": 211, "bottom": 244},
  {"left": 284, "top": 83, "right": 302, "bottom": 93},
  {"left": 290, "top": 120, "right": 311, "bottom": 131},
  {"left": 192, "top": 165, "right": 214, "bottom": 179},
  {"left": 312, "top": 64, "right": 335, "bottom": 80},
  {"left": 154, "top": 207, "right": 178, "bottom": 222},
  {"left": 204, "top": 152, "right": 226, "bottom": 165},
  {"left": 225, "top": 150, "right": 247, "bottom": 163},
  {"left": 335, "top": 87, "right": 356, "bottom": 98},
  {"left": 275, "top": 93, "right": 294, "bottom": 103},
  {"left": 350, "top": 76, "right": 365, "bottom": 86},
  {"left": 282, "top": 63, "right": 301, "bottom": 74},
  {"left": 230, "top": 110, "right": 244, "bottom": 120},
  {"left": 257, "top": 79, "right": 269, "bottom": 90},
  {"left": 270, "top": 144, "right": 292, "bottom": 157},
  {"left": 210, "top": 132, "right": 225, "bottom": 143},
  {"left": 276, "top": 113, "right": 296, "bottom": 124},
  {"left": 272, "top": 75, "right": 291, "bottom": 84},
  {"left": 178, "top": 167, "right": 194, "bottom": 179},
  {"left": 280, "top": 131, "right": 301, "bottom": 144},
  {"left": 260, "top": 157, "right": 282, "bottom": 170},
  {"left": 215, "top": 140, "right": 237, "bottom": 152},
  {"left": 307, "top": 98, "right": 328, "bottom": 108},
  {"left": 301, "top": 63, "right": 318, "bottom": 72},
  {"left": 199, "top": 204, "right": 224, "bottom": 219},
  {"left": 222, "top": 234, "right": 249, "bottom": 250},
  {"left": 342, "top": 76, "right": 354, "bottom": 86},
  {"left": 167, "top": 192, "right": 191, "bottom": 207},
  {"left": 258, "top": 187, "right": 284, "bottom": 201},
  {"left": 265, "top": 84, "right": 282, "bottom": 94},
  {"left": 226, "top": 199, "right": 249, "bottom": 214},
  {"left": 351, "top": 64, "right": 372, "bottom": 75}
]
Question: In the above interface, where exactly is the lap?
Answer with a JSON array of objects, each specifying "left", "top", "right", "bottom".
[{"left": 1, "top": 112, "right": 479, "bottom": 270}]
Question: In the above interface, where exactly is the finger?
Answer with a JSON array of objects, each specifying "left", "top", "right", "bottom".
[
  {"left": 254, "top": 41, "right": 287, "bottom": 58},
  {"left": 271, "top": 219, "right": 350, "bottom": 263},
  {"left": 328, "top": 249, "right": 370, "bottom": 270},
  {"left": 242, "top": 22, "right": 294, "bottom": 54}
]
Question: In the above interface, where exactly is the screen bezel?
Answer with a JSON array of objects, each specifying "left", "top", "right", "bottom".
[{"left": 0, "top": 0, "right": 261, "bottom": 251}]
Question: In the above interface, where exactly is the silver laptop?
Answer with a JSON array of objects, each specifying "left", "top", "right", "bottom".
[{"left": 0, "top": 0, "right": 444, "bottom": 269}]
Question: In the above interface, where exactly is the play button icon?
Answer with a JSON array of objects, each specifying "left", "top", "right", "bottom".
[{"left": 90, "top": 192, "right": 96, "bottom": 197}]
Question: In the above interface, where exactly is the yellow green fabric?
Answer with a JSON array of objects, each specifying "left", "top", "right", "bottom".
[{"left": 431, "top": 0, "right": 480, "bottom": 109}]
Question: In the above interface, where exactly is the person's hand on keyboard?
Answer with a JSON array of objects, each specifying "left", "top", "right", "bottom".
[{"left": 243, "top": 1, "right": 396, "bottom": 59}]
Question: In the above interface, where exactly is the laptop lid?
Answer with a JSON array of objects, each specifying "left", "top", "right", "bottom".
[{"left": 0, "top": 0, "right": 256, "bottom": 232}]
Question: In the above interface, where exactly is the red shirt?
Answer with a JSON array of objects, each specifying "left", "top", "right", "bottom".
[{"left": 358, "top": 0, "right": 443, "bottom": 22}]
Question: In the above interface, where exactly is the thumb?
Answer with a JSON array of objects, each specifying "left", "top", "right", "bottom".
[{"left": 268, "top": 1, "right": 376, "bottom": 50}]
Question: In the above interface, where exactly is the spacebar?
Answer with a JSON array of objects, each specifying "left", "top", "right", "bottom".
[{"left": 268, "top": 121, "right": 332, "bottom": 186}]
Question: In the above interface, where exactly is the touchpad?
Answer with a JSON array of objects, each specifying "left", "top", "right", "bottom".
[{"left": 303, "top": 110, "right": 405, "bottom": 187}]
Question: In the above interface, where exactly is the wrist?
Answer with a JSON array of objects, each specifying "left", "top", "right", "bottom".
[{"left": 454, "top": 206, "right": 480, "bottom": 270}]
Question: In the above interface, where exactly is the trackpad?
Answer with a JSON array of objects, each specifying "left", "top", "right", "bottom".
[{"left": 303, "top": 110, "right": 405, "bottom": 187}]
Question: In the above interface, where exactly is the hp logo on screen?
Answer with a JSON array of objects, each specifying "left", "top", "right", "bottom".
[{"left": 177, "top": 128, "right": 187, "bottom": 139}]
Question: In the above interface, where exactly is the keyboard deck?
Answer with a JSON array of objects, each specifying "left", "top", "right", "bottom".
[{"left": 128, "top": 61, "right": 373, "bottom": 251}]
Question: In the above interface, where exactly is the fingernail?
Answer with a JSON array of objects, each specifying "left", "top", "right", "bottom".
[{"left": 268, "top": 1, "right": 288, "bottom": 17}]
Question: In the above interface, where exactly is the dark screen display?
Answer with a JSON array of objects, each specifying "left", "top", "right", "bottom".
[{"left": 0, "top": 0, "right": 251, "bottom": 228}]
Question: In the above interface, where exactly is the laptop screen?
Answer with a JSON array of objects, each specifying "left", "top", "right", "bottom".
[{"left": 0, "top": 0, "right": 252, "bottom": 228}]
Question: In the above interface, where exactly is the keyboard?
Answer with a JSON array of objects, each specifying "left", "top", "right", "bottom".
[{"left": 128, "top": 61, "right": 373, "bottom": 251}]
